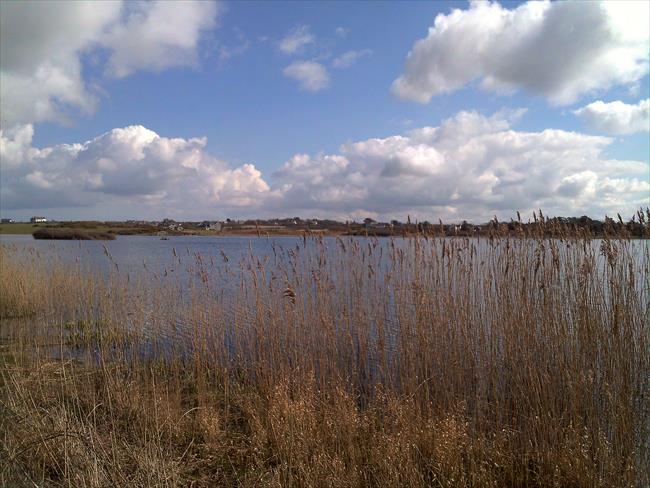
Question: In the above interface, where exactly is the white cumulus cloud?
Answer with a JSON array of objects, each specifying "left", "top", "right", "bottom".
[
  {"left": 270, "top": 110, "right": 649, "bottom": 221},
  {"left": 283, "top": 61, "right": 330, "bottom": 91},
  {"left": 0, "top": 125, "right": 271, "bottom": 217},
  {"left": 102, "top": 1, "right": 219, "bottom": 78},
  {"left": 392, "top": 0, "right": 650, "bottom": 105},
  {"left": 574, "top": 99, "right": 650, "bottom": 135},
  {"left": 0, "top": 0, "right": 220, "bottom": 128}
]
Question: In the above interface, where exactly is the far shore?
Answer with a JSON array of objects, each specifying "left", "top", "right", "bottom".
[{"left": 1, "top": 213, "right": 648, "bottom": 239}]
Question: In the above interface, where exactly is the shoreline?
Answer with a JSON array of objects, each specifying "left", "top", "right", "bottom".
[{"left": 2, "top": 216, "right": 649, "bottom": 240}]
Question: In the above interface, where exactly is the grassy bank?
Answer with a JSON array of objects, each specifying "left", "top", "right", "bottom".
[
  {"left": 0, "top": 222, "right": 158, "bottom": 236},
  {"left": 0, "top": 216, "right": 648, "bottom": 487},
  {"left": 0, "top": 223, "right": 45, "bottom": 234}
]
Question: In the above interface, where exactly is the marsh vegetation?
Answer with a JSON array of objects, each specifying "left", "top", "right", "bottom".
[
  {"left": 0, "top": 213, "right": 648, "bottom": 487},
  {"left": 32, "top": 228, "right": 117, "bottom": 240}
]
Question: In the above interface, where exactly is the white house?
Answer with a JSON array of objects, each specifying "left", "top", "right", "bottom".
[{"left": 201, "top": 221, "right": 222, "bottom": 232}]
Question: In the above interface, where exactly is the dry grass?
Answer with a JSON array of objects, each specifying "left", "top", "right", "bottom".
[{"left": 0, "top": 213, "right": 648, "bottom": 487}]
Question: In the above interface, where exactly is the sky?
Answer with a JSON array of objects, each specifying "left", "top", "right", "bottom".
[{"left": 1, "top": 0, "right": 649, "bottom": 223}]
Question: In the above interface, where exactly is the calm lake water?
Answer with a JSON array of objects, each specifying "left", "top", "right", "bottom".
[
  {"left": 1, "top": 234, "right": 300, "bottom": 275},
  {"left": 2, "top": 233, "right": 648, "bottom": 279},
  {"left": 2, "top": 233, "right": 648, "bottom": 319}
]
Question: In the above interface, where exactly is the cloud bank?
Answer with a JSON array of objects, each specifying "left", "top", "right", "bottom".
[
  {"left": 574, "top": 99, "right": 650, "bottom": 135},
  {"left": 0, "top": 124, "right": 271, "bottom": 217},
  {"left": 392, "top": 0, "right": 650, "bottom": 105},
  {"left": 2, "top": 111, "right": 647, "bottom": 221},
  {"left": 0, "top": 0, "right": 219, "bottom": 128},
  {"left": 271, "top": 110, "right": 648, "bottom": 221}
]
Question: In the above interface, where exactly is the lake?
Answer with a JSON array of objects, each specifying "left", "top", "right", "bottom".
[{"left": 2, "top": 233, "right": 648, "bottom": 289}]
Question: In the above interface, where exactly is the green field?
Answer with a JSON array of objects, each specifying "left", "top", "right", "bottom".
[
  {"left": 0, "top": 222, "right": 156, "bottom": 236},
  {"left": 0, "top": 222, "right": 210, "bottom": 237},
  {"left": 0, "top": 223, "right": 45, "bottom": 234}
]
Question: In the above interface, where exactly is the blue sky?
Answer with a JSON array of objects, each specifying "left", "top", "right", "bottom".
[
  {"left": 33, "top": 1, "right": 487, "bottom": 166},
  {"left": 1, "top": 0, "right": 649, "bottom": 222}
]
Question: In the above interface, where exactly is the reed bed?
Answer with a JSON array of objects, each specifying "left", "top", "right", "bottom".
[{"left": 0, "top": 213, "right": 648, "bottom": 487}]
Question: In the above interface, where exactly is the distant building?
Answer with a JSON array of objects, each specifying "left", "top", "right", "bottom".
[
  {"left": 363, "top": 218, "right": 376, "bottom": 228},
  {"left": 1, "top": 218, "right": 15, "bottom": 223},
  {"left": 201, "top": 221, "right": 222, "bottom": 232},
  {"left": 30, "top": 217, "right": 47, "bottom": 223}
]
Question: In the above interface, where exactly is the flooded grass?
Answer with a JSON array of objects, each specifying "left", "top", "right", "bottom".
[{"left": 0, "top": 214, "right": 648, "bottom": 487}]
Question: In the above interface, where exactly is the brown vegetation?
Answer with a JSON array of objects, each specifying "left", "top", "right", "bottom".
[
  {"left": 33, "top": 228, "right": 116, "bottom": 240},
  {"left": 0, "top": 213, "right": 648, "bottom": 487}
]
